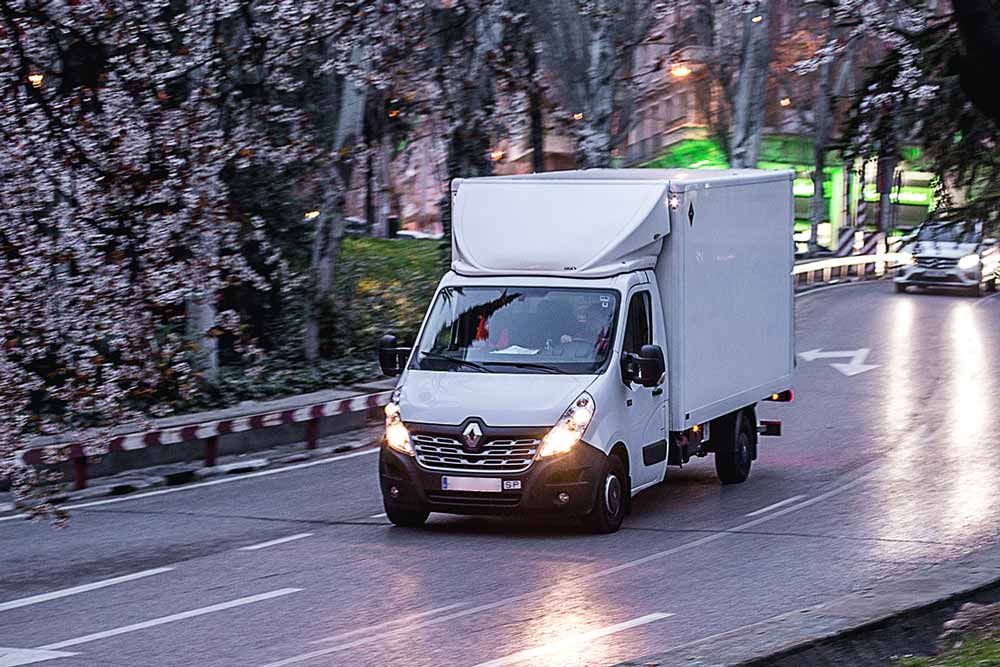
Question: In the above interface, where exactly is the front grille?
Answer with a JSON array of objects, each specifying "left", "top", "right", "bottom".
[
  {"left": 426, "top": 491, "right": 521, "bottom": 508},
  {"left": 412, "top": 434, "right": 539, "bottom": 474},
  {"left": 916, "top": 256, "right": 957, "bottom": 270}
]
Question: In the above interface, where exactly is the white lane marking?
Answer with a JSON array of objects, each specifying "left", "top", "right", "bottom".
[
  {"left": 0, "top": 567, "right": 174, "bottom": 613},
  {"left": 0, "top": 647, "right": 77, "bottom": 667},
  {"left": 253, "top": 465, "right": 882, "bottom": 667},
  {"left": 745, "top": 495, "right": 807, "bottom": 517},
  {"left": 37, "top": 588, "right": 301, "bottom": 651},
  {"left": 311, "top": 602, "right": 469, "bottom": 644},
  {"left": 471, "top": 613, "right": 673, "bottom": 667},
  {"left": 368, "top": 513, "right": 387, "bottom": 519},
  {"left": 239, "top": 533, "right": 314, "bottom": 551},
  {"left": 0, "top": 446, "right": 378, "bottom": 525},
  {"left": 974, "top": 290, "right": 1000, "bottom": 308}
]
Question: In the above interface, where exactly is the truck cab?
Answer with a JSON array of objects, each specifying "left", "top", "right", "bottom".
[
  {"left": 377, "top": 169, "right": 795, "bottom": 533},
  {"left": 895, "top": 220, "right": 999, "bottom": 296}
]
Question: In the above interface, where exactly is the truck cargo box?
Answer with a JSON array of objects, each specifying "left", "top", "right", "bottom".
[{"left": 450, "top": 168, "right": 795, "bottom": 432}]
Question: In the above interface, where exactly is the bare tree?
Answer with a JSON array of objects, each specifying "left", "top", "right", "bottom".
[{"left": 531, "top": 0, "right": 663, "bottom": 168}]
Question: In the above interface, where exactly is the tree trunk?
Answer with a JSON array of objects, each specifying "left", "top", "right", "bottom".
[
  {"left": 186, "top": 292, "right": 218, "bottom": 383},
  {"left": 730, "top": 0, "right": 771, "bottom": 169},
  {"left": 304, "top": 200, "right": 347, "bottom": 362},
  {"left": 809, "top": 43, "right": 834, "bottom": 256},
  {"left": 527, "top": 44, "right": 546, "bottom": 173},
  {"left": 577, "top": 9, "right": 616, "bottom": 169}
]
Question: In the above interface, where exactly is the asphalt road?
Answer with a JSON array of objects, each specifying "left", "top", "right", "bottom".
[{"left": 3, "top": 282, "right": 1000, "bottom": 667}]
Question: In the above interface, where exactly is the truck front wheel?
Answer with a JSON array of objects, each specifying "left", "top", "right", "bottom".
[
  {"left": 714, "top": 411, "right": 753, "bottom": 485},
  {"left": 385, "top": 506, "right": 429, "bottom": 528},
  {"left": 583, "top": 454, "right": 627, "bottom": 534}
]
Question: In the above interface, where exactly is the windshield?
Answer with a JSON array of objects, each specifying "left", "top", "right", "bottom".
[
  {"left": 411, "top": 287, "right": 620, "bottom": 375},
  {"left": 917, "top": 223, "right": 980, "bottom": 245}
]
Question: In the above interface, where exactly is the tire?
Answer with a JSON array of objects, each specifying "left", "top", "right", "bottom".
[
  {"left": 583, "top": 454, "right": 627, "bottom": 534},
  {"left": 385, "top": 505, "right": 429, "bottom": 528},
  {"left": 714, "top": 411, "right": 753, "bottom": 485},
  {"left": 969, "top": 282, "right": 983, "bottom": 298},
  {"left": 895, "top": 283, "right": 907, "bottom": 293}
]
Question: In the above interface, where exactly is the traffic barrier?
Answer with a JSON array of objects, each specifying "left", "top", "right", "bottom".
[
  {"left": 793, "top": 251, "right": 907, "bottom": 290},
  {"left": 19, "top": 390, "right": 393, "bottom": 491}
]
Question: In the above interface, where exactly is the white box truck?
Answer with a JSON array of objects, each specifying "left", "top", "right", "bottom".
[{"left": 378, "top": 169, "right": 795, "bottom": 533}]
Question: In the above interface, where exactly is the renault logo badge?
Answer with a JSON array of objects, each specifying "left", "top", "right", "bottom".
[{"left": 462, "top": 422, "right": 483, "bottom": 449}]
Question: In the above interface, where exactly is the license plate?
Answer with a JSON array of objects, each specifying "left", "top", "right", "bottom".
[
  {"left": 924, "top": 269, "right": 944, "bottom": 277},
  {"left": 441, "top": 476, "right": 502, "bottom": 493}
]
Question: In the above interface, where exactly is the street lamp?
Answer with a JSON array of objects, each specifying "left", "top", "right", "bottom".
[
  {"left": 490, "top": 149, "right": 504, "bottom": 162},
  {"left": 572, "top": 112, "right": 584, "bottom": 121},
  {"left": 304, "top": 210, "right": 320, "bottom": 220},
  {"left": 27, "top": 73, "right": 44, "bottom": 88},
  {"left": 780, "top": 97, "right": 792, "bottom": 107},
  {"left": 751, "top": 14, "right": 763, "bottom": 23},
  {"left": 670, "top": 63, "right": 692, "bottom": 78}
]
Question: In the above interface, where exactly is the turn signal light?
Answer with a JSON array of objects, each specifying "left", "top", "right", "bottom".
[{"left": 766, "top": 390, "right": 794, "bottom": 402}]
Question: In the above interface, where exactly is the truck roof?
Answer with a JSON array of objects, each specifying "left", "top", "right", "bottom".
[{"left": 450, "top": 168, "right": 792, "bottom": 279}]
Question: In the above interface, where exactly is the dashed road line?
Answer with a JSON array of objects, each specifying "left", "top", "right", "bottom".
[
  {"left": 745, "top": 495, "right": 807, "bottom": 517},
  {"left": 239, "top": 533, "right": 314, "bottom": 551},
  {"left": 311, "top": 602, "right": 469, "bottom": 644},
  {"left": 37, "top": 588, "right": 301, "bottom": 651},
  {"left": 470, "top": 613, "right": 674, "bottom": 667},
  {"left": 0, "top": 567, "right": 174, "bottom": 613}
]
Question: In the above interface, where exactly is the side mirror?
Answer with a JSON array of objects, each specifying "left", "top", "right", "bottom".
[
  {"left": 621, "top": 344, "right": 665, "bottom": 388},
  {"left": 983, "top": 238, "right": 997, "bottom": 247},
  {"left": 378, "top": 334, "right": 411, "bottom": 377}
]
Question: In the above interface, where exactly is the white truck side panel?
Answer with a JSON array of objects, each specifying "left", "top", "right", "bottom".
[{"left": 656, "top": 174, "right": 795, "bottom": 431}]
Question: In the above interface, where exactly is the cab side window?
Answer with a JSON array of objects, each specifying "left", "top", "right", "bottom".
[{"left": 622, "top": 292, "right": 652, "bottom": 354}]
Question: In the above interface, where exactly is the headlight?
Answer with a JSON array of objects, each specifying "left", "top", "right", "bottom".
[
  {"left": 538, "top": 392, "right": 594, "bottom": 458},
  {"left": 958, "top": 254, "right": 981, "bottom": 270},
  {"left": 899, "top": 252, "right": 915, "bottom": 266},
  {"left": 384, "top": 400, "right": 413, "bottom": 456}
]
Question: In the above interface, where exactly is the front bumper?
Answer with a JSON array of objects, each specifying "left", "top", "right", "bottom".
[
  {"left": 895, "top": 266, "right": 979, "bottom": 288},
  {"left": 379, "top": 440, "right": 608, "bottom": 517}
]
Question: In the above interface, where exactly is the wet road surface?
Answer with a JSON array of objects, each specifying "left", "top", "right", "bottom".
[{"left": 2, "top": 282, "right": 1000, "bottom": 667}]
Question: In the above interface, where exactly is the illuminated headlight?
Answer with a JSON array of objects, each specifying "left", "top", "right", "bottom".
[
  {"left": 384, "top": 400, "right": 413, "bottom": 456},
  {"left": 899, "top": 252, "right": 915, "bottom": 266},
  {"left": 958, "top": 254, "right": 981, "bottom": 270},
  {"left": 538, "top": 392, "right": 594, "bottom": 459}
]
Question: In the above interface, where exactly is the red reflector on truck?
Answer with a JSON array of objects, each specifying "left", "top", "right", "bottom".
[{"left": 765, "top": 390, "right": 793, "bottom": 402}]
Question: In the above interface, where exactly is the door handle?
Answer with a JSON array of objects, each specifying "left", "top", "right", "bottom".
[{"left": 652, "top": 387, "right": 663, "bottom": 397}]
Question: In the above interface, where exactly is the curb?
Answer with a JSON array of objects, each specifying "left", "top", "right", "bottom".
[{"left": 615, "top": 543, "right": 1000, "bottom": 667}]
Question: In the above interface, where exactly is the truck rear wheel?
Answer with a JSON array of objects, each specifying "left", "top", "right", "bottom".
[
  {"left": 714, "top": 411, "right": 753, "bottom": 485},
  {"left": 385, "top": 506, "right": 429, "bottom": 528},
  {"left": 583, "top": 454, "right": 627, "bottom": 534}
]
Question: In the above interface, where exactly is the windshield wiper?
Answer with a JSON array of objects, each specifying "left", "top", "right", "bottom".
[
  {"left": 483, "top": 361, "right": 567, "bottom": 374},
  {"left": 420, "top": 351, "right": 492, "bottom": 373}
]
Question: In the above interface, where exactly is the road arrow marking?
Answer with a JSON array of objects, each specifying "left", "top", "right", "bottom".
[
  {"left": 798, "top": 348, "right": 879, "bottom": 377},
  {"left": 0, "top": 647, "right": 77, "bottom": 667}
]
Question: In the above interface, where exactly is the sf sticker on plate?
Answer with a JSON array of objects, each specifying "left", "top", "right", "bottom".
[{"left": 503, "top": 480, "right": 522, "bottom": 490}]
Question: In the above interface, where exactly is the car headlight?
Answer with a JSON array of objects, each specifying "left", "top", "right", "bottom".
[
  {"left": 384, "top": 400, "right": 413, "bottom": 456},
  {"left": 899, "top": 252, "right": 915, "bottom": 266},
  {"left": 538, "top": 392, "right": 594, "bottom": 458},
  {"left": 958, "top": 254, "right": 981, "bottom": 270}
]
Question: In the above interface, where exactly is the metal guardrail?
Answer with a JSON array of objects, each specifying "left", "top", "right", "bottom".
[
  {"left": 20, "top": 390, "right": 393, "bottom": 490},
  {"left": 793, "top": 252, "right": 906, "bottom": 290}
]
